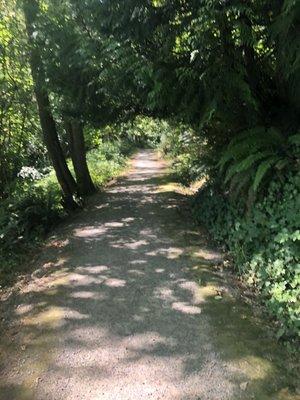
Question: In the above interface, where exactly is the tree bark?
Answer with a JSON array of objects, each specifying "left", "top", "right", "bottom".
[
  {"left": 23, "top": 0, "right": 78, "bottom": 209},
  {"left": 65, "top": 120, "right": 96, "bottom": 196}
]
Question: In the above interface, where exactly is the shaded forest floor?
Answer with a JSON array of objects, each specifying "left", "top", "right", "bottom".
[{"left": 0, "top": 150, "right": 299, "bottom": 400}]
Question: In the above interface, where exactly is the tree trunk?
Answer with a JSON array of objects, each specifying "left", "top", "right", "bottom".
[
  {"left": 23, "top": 0, "right": 78, "bottom": 209},
  {"left": 65, "top": 120, "right": 96, "bottom": 196}
]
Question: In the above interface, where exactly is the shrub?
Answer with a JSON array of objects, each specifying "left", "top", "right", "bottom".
[
  {"left": 86, "top": 144, "right": 128, "bottom": 188},
  {"left": 0, "top": 181, "right": 64, "bottom": 284},
  {"left": 159, "top": 124, "right": 209, "bottom": 185},
  {"left": 0, "top": 139, "right": 132, "bottom": 285},
  {"left": 193, "top": 172, "right": 300, "bottom": 340}
]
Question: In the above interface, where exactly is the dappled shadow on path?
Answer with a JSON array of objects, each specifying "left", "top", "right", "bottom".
[{"left": 0, "top": 151, "right": 298, "bottom": 400}]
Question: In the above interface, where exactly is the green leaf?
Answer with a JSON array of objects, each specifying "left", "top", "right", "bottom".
[
  {"left": 253, "top": 157, "right": 279, "bottom": 192},
  {"left": 225, "top": 152, "right": 272, "bottom": 184}
]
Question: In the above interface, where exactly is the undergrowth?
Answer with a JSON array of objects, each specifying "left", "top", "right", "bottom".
[
  {"left": 161, "top": 120, "right": 300, "bottom": 344},
  {"left": 0, "top": 140, "right": 131, "bottom": 286},
  {"left": 193, "top": 173, "right": 300, "bottom": 344}
]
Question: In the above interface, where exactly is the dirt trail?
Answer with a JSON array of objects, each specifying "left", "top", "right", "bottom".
[{"left": 0, "top": 150, "right": 298, "bottom": 400}]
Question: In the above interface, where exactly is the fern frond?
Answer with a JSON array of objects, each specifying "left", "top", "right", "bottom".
[
  {"left": 218, "top": 127, "right": 283, "bottom": 171},
  {"left": 275, "top": 159, "right": 290, "bottom": 170},
  {"left": 252, "top": 156, "right": 280, "bottom": 192},
  {"left": 224, "top": 152, "right": 273, "bottom": 183}
]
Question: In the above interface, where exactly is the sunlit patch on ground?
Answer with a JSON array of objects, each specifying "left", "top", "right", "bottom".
[
  {"left": 171, "top": 301, "right": 201, "bottom": 314},
  {"left": 130, "top": 259, "right": 147, "bottom": 265},
  {"left": 21, "top": 306, "right": 65, "bottom": 328},
  {"left": 73, "top": 225, "right": 107, "bottom": 238},
  {"left": 76, "top": 265, "right": 109, "bottom": 274},
  {"left": 156, "top": 178, "right": 206, "bottom": 196},
  {"left": 146, "top": 246, "right": 184, "bottom": 259},
  {"left": 15, "top": 303, "right": 34, "bottom": 316},
  {"left": 110, "top": 239, "right": 149, "bottom": 250},
  {"left": 104, "top": 221, "right": 125, "bottom": 228},
  {"left": 229, "top": 355, "right": 274, "bottom": 380},
  {"left": 45, "top": 238, "right": 70, "bottom": 249},
  {"left": 70, "top": 291, "right": 106, "bottom": 300},
  {"left": 190, "top": 247, "right": 224, "bottom": 262},
  {"left": 104, "top": 278, "right": 126, "bottom": 288},
  {"left": 128, "top": 269, "right": 145, "bottom": 276}
]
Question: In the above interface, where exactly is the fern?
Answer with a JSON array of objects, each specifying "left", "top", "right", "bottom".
[
  {"left": 218, "top": 127, "right": 283, "bottom": 171},
  {"left": 252, "top": 157, "right": 279, "bottom": 192},
  {"left": 219, "top": 127, "right": 298, "bottom": 197},
  {"left": 225, "top": 151, "right": 273, "bottom": 184}
]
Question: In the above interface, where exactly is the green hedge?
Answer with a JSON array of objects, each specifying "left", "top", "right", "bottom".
[{"left": 193, "top": 173, "right": 300, "bottom": 341}]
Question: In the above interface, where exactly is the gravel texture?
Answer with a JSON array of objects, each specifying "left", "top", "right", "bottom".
[{"left": 0, "top": 150, "right": 297, "bottom": 400}]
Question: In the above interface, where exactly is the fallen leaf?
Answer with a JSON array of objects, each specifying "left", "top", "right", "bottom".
[{"left": 240, "top": 382, "right": 248, "bottom": 390}]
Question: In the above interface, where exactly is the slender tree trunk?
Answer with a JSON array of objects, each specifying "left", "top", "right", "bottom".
[
  {"left": 23, "top": 0, "right": 78, "bottom": 209},
  {"left": 65, "top": 120, "right": 95, "bottom": 196}
]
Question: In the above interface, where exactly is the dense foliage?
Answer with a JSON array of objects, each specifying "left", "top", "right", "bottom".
[
  {"left": 193, "top": 174, "right": 300, "bottom": 340},
  {"left": 0, "top": 1, "right": 45, "bottom": 198},
  {"left": 0, "top": 140, "right": 131, "bottom": 285},
  {"left": 0, "top": 0, "right": 299, "bottom": 339}
]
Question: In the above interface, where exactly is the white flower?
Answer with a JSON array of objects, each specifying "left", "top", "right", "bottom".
[{"left": 18, "top": 166, "right": 42, "bottom": 180}]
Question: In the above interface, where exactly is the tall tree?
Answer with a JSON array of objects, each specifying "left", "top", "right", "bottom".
[
  {"left": 22, "top": 0, "right": 79, "bottom": 209},
  {"left": 64, "top": 119, "right": 95, "bottom": 195}
]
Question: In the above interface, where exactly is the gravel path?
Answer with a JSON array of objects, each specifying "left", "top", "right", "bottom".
[{"left": 0, "top": 150, "right": 298, "bottom": 400}]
